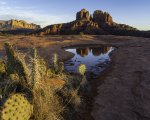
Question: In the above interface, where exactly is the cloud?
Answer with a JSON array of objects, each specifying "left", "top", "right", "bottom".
[
  {"left": 0, "top": 1, "right": 73, "bottom": 28},
  {"left": 0, "top": 1, "right": 6, "bottom": 5},
  {"left": 0, "top": 0, "right": 6, "bottom": 5}
]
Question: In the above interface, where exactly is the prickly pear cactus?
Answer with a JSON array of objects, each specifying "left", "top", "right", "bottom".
[
  {"left": 0, "top": 93, "right": 33, "bottom": 120},
  {"left": 78, "top": 64, "right": 86, "bottom": 76}
]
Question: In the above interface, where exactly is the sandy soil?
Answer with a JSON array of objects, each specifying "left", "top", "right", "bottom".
[{"left": 0, "top": 35, "right": 150, "bottom": 120}]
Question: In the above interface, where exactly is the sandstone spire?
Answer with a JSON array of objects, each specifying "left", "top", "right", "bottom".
[{"left": 76, "top": 9, "right": 90, "bottom": 21}]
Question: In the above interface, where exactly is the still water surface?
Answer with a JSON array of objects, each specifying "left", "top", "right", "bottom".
[{"left": 64, "top": 46, "right": 114, "bottom": 78}]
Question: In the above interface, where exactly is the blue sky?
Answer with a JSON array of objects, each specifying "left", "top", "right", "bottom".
[{"left": 0, "top": 0, "right": 150, "bottom": 30}]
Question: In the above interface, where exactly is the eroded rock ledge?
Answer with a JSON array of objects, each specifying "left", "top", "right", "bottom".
[{"left": 0, "top": 19, "right": 40, "bottom": 31}]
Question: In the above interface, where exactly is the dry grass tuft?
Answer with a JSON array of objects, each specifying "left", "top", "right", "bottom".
[
  {"left": 70, "top": 89, "right": 81, "bottom": 107},
  {"left": 45, "top": 78, "right": 65, "bottom": 90},
  {"left": 33, "top": 81, "right": 64, "bottom": 120}
]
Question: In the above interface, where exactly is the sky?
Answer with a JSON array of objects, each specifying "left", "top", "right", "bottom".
[{"left": 0, "top": 0, "right": 150, "bottom": 30}]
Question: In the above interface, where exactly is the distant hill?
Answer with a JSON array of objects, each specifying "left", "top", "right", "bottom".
[
  {"left": 0, "top": 9, "right": 149, "bottom": 37},
  {"left": 34, "top": 9, "right": 137, "bottom": 35},
  {"left": 0, "top": 19, "right": 40, "bottom": 34},
  {"left": 33, "top": 9, "right": 150, "bottom": 38}
]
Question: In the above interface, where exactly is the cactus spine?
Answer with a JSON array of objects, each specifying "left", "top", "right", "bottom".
[
  {"left": 52, "top": 53, "right": 58, "bottom": 73},
  {"left": 30, "top": 48, "right": 41, "bottom": 88},
  {"left": 58, "top": 62, "right": 64, "bottom": 74},
  {"left": 4, "top": 43, "right": 29, "bottom": 85},
  {"left": 52, "top": 53, "right": 64, "bottom": 74}
]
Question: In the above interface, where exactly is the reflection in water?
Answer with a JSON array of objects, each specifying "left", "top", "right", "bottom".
[
  {"left": 76, "top": 47, "right": 111, "bottom": 57},
  {"left": 64, "top": 46, "right": 114, "bottom": 78},
  {"left": 76, "top": 48, "right": 89, "bottom": 57},
  {"left": 91, "top": 48, "right": 102, "bottom": 56}
]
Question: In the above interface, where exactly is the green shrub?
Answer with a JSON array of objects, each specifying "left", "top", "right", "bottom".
[
  {"left": 0, "top": 32, "right": 3, "bottom": 36},
  {"left": 79, "top": 32, "right": 84, "bottom": 36}
]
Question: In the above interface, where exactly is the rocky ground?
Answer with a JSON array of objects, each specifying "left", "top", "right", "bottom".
[
  {"left": 92, "top": 36, "right": 150, "bottom": 120},
  {"left": 0, "top": 35, "right": 150, "bottom": 120}
]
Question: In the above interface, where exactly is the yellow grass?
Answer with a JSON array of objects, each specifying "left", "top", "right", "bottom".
[{"left": 33, "top": 81, "right": 64, "bottom": 120}]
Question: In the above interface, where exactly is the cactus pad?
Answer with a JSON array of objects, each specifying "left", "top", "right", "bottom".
[
  {"left": 78, "top": 64, "right": 86, "bottom": 75},
  {"left": 1, "top": 93, "right": 33, "bottom": 120}
]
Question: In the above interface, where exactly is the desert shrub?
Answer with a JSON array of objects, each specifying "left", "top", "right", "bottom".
[
  {"left": 0, "top": 32, "right": 3, "bottom": 36},
  {"left": 4, "top": 43, "right": 30, "bottom": 86},
  {"left": 79, "top": 32, "right": 84, "bottom": 36},
  {"left": 0, "top": 43, "right": 89, "bottom": 120},
  {"left": 0, "top": 43, "right": 64, "bottom": 120},
  {"left": 33, "top": 81, "right": 63, "bottom": 120},
  {"left": 59, "top": 64, "right": 88, "bottom": 110}
]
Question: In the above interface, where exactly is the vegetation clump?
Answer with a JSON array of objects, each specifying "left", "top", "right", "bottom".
[
  {"left": 0, "top": 43, "right": 89, "bottom": 120},
  {"left": 79, "top": 32, "right": 84, "bottom": 36}
]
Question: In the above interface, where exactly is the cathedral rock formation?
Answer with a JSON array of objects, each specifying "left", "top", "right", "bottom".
[{"left": 34, "top": 9, "right": 139, "bottom": 36}]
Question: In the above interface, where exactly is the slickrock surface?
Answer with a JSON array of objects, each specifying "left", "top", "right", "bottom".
[{"left": 92, "top": 36, "right": 150, "bottom": 120}]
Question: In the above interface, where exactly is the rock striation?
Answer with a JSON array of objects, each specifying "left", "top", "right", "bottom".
[
  {"left": 34, "top": 9, "right": 139, "bottom": 36},
  {"left": 0, "top": 19, "right": 40, "bottom": 31}
]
